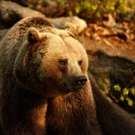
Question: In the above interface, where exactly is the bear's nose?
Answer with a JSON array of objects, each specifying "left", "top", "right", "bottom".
[{"left": 74, "top": 76, "right": 87, "bottom": 88}]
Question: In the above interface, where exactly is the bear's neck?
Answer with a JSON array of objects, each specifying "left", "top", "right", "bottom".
[
  {"left": 5, "top": 89, "right": 47, "bottom": 135},
  {"left": 46, "top": 80, "right": 101, "bottom": 135}
]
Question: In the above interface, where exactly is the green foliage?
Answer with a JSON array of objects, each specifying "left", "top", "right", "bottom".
[
  {"left": 77, "top": 1, "right": 97, "bottom": 13},
  {"left": 111, "top": 84, "right": 135, "bottom": 113},
  {"left": 98, "top": 79, "right": 106, "bottom": 91},
  {"left": 57, "top": 0, "right": 134, "bottom": 20},
  {"left": 96, "top": 77, "right": 135, "bottom": 112},
  {"left": 74, "top": 1, "right": 98, "bottom": 18},
  {"left": 113, "top": 84, "right": 121, "bottom": 92},
  {"left": 58, "top": 0, "right": 66, "bottom": 6}
]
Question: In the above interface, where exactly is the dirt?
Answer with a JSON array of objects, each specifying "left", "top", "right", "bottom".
[{"left": 79, "top": 35, "right": 135, "bottom": 62}]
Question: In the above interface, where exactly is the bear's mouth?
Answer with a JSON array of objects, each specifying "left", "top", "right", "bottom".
[
  {"left": 61, "top": 83, "right": 85, "bottom": 92},
  {"left": 60, "top": 76, "right": 87, "bottom": 93},
  {"left": 60, "top": 75, "right": 87, "bottom": 92},
  {"left": 40, "top": 76, "right": 87, "bottom": 97}
]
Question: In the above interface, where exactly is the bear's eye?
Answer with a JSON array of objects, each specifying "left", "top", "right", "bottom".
[
  {"left": 58, "top": 59, "right": 68, "bottom": 66},
  {"left": 78, "top": 60, "right": 83, "bottom": 66}
]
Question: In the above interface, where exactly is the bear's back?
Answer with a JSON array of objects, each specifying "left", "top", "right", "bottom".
[
  {"left": 0, "top": 16, "right": 51, "bottom": 81},
  {"left": 0, "top": 16, "right": 51, "bottom": 59}
]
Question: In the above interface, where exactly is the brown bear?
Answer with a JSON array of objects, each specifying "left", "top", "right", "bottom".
[{"left": 0, "top": 16, "right": 102, "bottom": 135}]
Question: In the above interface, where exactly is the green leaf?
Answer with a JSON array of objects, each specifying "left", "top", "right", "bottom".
[
  {"left": 58, "top": 0, "right": 66, "bottom": 6},
  {"left": 113, "top": 84, "right": 121, "bottom": 92},
  {"left": 75, "top": 5, "right": 81, "bottom": 14},
  {"left": 123, "top": 88, "right": 129, "bottom": 96},
  {"left": 120, "top": 95, "right": 124, "bottom": 101},
  {"left": 126, "top": 98, "right": 133, "bottom": 107},
  {"left": 130, "top": 88, "right": 135, "bottom": 96}
]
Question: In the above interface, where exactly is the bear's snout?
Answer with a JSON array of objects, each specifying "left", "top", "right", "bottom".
[
  {"left": 72, "top": 75, "right": 87, "bottom": 90},
  {"left": 61, "top": 75, "right": 87, "bottom": 92}
]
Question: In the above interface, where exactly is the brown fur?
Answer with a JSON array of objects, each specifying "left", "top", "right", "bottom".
[
  {"left": 46, "top": 79, "right": 101, "bottom": 135},
  {"left": 0, "top": 17, "right": 101, "bottom": 135}
]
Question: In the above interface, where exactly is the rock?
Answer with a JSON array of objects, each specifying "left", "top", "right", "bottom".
[
  {"left": 47, "top": 16, "right": 87, "bottom": 34},
  {"left": 0, "top": 1, "right": 87, "bottom": 35},
  {"left": 0, "top": 1, "right": 45, "bottom": 27}
]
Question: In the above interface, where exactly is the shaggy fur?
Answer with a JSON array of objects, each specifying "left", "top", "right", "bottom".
[{"left": 0, "top": 17, "right": 101, "bottom": 135}]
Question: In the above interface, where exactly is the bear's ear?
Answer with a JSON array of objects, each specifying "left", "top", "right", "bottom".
[{"left": 27, "top": 27, "right": 40, "bottom": 43}]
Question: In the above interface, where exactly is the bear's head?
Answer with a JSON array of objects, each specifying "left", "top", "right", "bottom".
[{"left": 14, "top": 27, "right": 89, "bottom": 97}]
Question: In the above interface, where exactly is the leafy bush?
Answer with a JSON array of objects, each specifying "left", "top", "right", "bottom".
[
  {"left": 57, "top": 0, "right": 135, "bottom": 20},
  {"left": 111, "top": 84, "right": 135, "bottom": 113}
]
